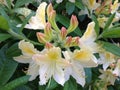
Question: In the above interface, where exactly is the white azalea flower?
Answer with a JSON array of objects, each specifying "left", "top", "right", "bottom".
[
  {"left": 82, "top": 0, "right": 100, "bottom": 14},
  {"left": 32, "top": 47, "right": 68, "bottom": 86},
  {"left": 111, "top": 0, "right": 120, "bottom": 14},
  {"left": 79, "top": 22, "right": 99, "bottom": 53},
  {"left": 25, "top": 2, "right": 47, "bottom": 30},
  {"left": 113, "top": 60, "right": 120, "bottom": 76},
  {"left": 99, "top": 69, "right": 117, "bottom": 85},
  {"left": 99, "top": 50, "right": 116, "bottom": 70},
  {"left": 14, "top": 40, "right": 40, "bottom": 81},
  {"left": 63, "top": 48, "right": 98, "bottom": 86}
]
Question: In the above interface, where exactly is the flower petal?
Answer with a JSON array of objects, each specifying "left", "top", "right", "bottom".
[
  {"left": 19, "top": 40, "right": 39, "bottom": 56},
  {"left": 53, "top": 65, "right": 65, "bottom": 86},
  {"left": 27, "top": 60, "right": 39, "bottom": 81},
  {"left": 14, "top": 55, "right": 32, "bottom": 63}
]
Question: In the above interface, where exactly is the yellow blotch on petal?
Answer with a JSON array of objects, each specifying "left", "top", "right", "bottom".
[
  {"left": 89, "top": 0, "right": 95, "bottom": 7},
  {"left": 73, "top": 49, "right": 91, "bottom": 61},
  {"left": 19, "top": 40, "right": 39, "bottom": 56},
  {"left": 47, "top": 47, "right": 61, "bottom": 60}
]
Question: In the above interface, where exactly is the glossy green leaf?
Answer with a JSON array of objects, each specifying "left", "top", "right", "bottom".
[
  {"left": 102, "top": 41, "right": 120, "bottom": 57},
  {"left": 0, "top": 16, "right": 9, "bottom": 31},
  {"left": 15, "top": 0, "right": 34, "bottom": 8},
  {"left": 0, "top": 44, "right": 18, "bottom": 86},
  {"left": 1, "top": 75, "right": 30, "bottom": 90},
  {"left": 0, "top": 33, "right": 12, "bottom": 42},
  {"left": 46, "top": 78, "right": 58, "bottom": 90},
  {"left": 66, "top": 2, "right": 75, "bottom": 15},
  {"left": 91, "top": 15, "right": 100, "bottom": 36},
  {"left": 6, "top": 43, "right": 21, "bottom": 57},
  {"left": 101, "top": 27, "right": 120, "bottom": 38},
  {"left": 15, "top": 85, "right": 32, "bottom": 90},
  {"left": 56, "top": 14, "right": 82, "bottom": 36},
  {"left": 104, "top": 13, "right": 115, "bottom": 30},
  {"left": 75, "top": 0, "right": 85, "bottom": 10},
  {"left": 85, "top": 68, "right": 92, "bottom": 83},
  {"left": 64, "top": 77, "right": 77, "bottom": 90}
]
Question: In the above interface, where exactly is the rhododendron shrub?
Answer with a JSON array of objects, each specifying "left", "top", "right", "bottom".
[{"left": 0, "top": 0, "right": 120, "bottom": 90}]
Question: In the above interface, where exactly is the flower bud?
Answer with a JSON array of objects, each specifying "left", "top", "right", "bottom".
[
  {"left": 49, "top": 10, "right": 56, "bottom": 21},
  {"left": 47, "top": 3, "right": 54, "bottom": 17},
  {"left": 44, "top": 22, "right": 52, "bottom": 38},
  {"left": 67, "top": 15, "right": 78, "bottom": 33},
  {"left": 36, "top": 32, "right": 47, "bottom": 44},
  {"left": 45, "top": 42, "right": 53, "bottom": 49},
  {"left": 60, "top": 27, "right": 67, "bottom": 40},
  {"left": 71, "top": 37, "right": 80, "bottom": 46},
  {"left": 65, "top": 36, "right": 72, "bottom": 47}
]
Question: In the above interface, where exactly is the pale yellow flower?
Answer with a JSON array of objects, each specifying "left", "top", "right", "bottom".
[
  {"left": 79, "top": 22, "right": 99, "bottom": 53},
  {"left": 113, "top": 60, "right": 120, "bottom": 76},
  {"left": 25, "top": 2, "right": 47, "bottom": 29},
  {"left": 14, "top": 40, "right": 40, "bottom": 81},
  {"left": 63, "top": 48, "right": 98, "bottom": 86},
  {"left": 99, "top": 69, "right": 117, "bottom": 85},
  {"left": 32, "top": 47, "right": 68, "bottom": 85},
  {"left": 99, "top": 49, "right": 116, "bottom": 70},
  {"left": 111, "top": 0, "right": 120, "bottom": 14},
  {"left": 82, "top": 0, "right": 100, "bottom": 13}
]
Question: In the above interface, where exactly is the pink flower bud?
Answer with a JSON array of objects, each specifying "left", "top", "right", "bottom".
[
  {"left": 47, "top": 3, "right": 53, "bottom": 17},
  {"left": 36, "top": 32, "right": 47, "bottom": 44},
  {"left": 67, "top": 15, "right": 78, "bottom": 33},
  {"left": 65, "top": 36, "right": 72, "bottom": 47},
  {"left": 45, "top": 42, "right": 53, "bottom": 49},
  {"left": 60, "top": 27, "right": 67, "bottom": 40},
  {"left": 44, "top": 22, "right": 52, "bottom": 38},
  {"left": 71, "top": 37, "right": 80, "bottom": 46}
]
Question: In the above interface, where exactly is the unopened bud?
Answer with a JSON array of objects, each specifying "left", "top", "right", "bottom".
[
  {"left": 47, "top": 3, "right": 54, "bottom": 17},
  {"left": 45, "top": 42, "right": 53, "bottom": 49},
  {"left": 36, "top": 32, "right": 47, "bottom": 44},
  {"left": 49, "top": 10, "right": 56, "bottom": 22},
  {"left": 71, "top": 37, "right": 80, "bottom": 46},
  {"left": 65, "top": 36, "right": 72, "bottom": 47},
  {"left": 67, "top": 15, "right": 78, "bottom": 33},
  {"left": 60, "top": 27, "right": 67, "bottom": 40},
  {"left": 44, "top": 22, "right": 52, "bottom": 38}
]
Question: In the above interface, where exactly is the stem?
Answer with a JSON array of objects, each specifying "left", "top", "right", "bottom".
[{"left": 8, "top": 29, "right": 42, "bottom": 46}]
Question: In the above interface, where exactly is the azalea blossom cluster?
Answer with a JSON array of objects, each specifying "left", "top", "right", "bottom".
[{"left": 13, "top": 1, "right": 120, "bottom": 88}]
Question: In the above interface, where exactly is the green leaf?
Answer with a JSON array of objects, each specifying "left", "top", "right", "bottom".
[
  {"left": 0, "top": 16, "right": 9, "bottom": 31},
  {"left": 46, "top": 78, "right": 59, "bottom": 90},
  {"left": 85, "top": 68, "right": 92, "bottom": 83},
  {"left": 74, "top": 0, "right": 85, "bottom": 10},
  {"left": 0, "top": 33, "right": 12, "bottom": 42},
  {"left": 0, "top": 7, "right": 10, "bottom": 21},
  {"left": 0, "top": 44, "right": 18, "bottom": 86},
  {"left": 15, "top": 85, "right": 32, "bottom": 90},
  {"left": 101, "top": 27, "right": 120, "bottom": 38},
  {"left": 66, "top": 2, "right": 75, "bottom": 15},
  {"left": 91, "top": 15, "right": 100, "bottom": 36},
  {"left": 15, "top": 0, "right": 34, "bottom": 8},
  {"left": 1, "top": 75, "right": 30, "bottom": 90},
  {"left": 6, "top": 43, "right": 21, "bottom": 57},
  {"left": 64, "top": 77, "right": 77, "bottom": 90},
  {"left": 104, "top": 13, "right": 115, "bottom": 30},
  {"left": 102, "top": 41, "right": 120, "bottom": 57},
  {"left": 56, "top": 14, "right": 82, "bottom": 36}
]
